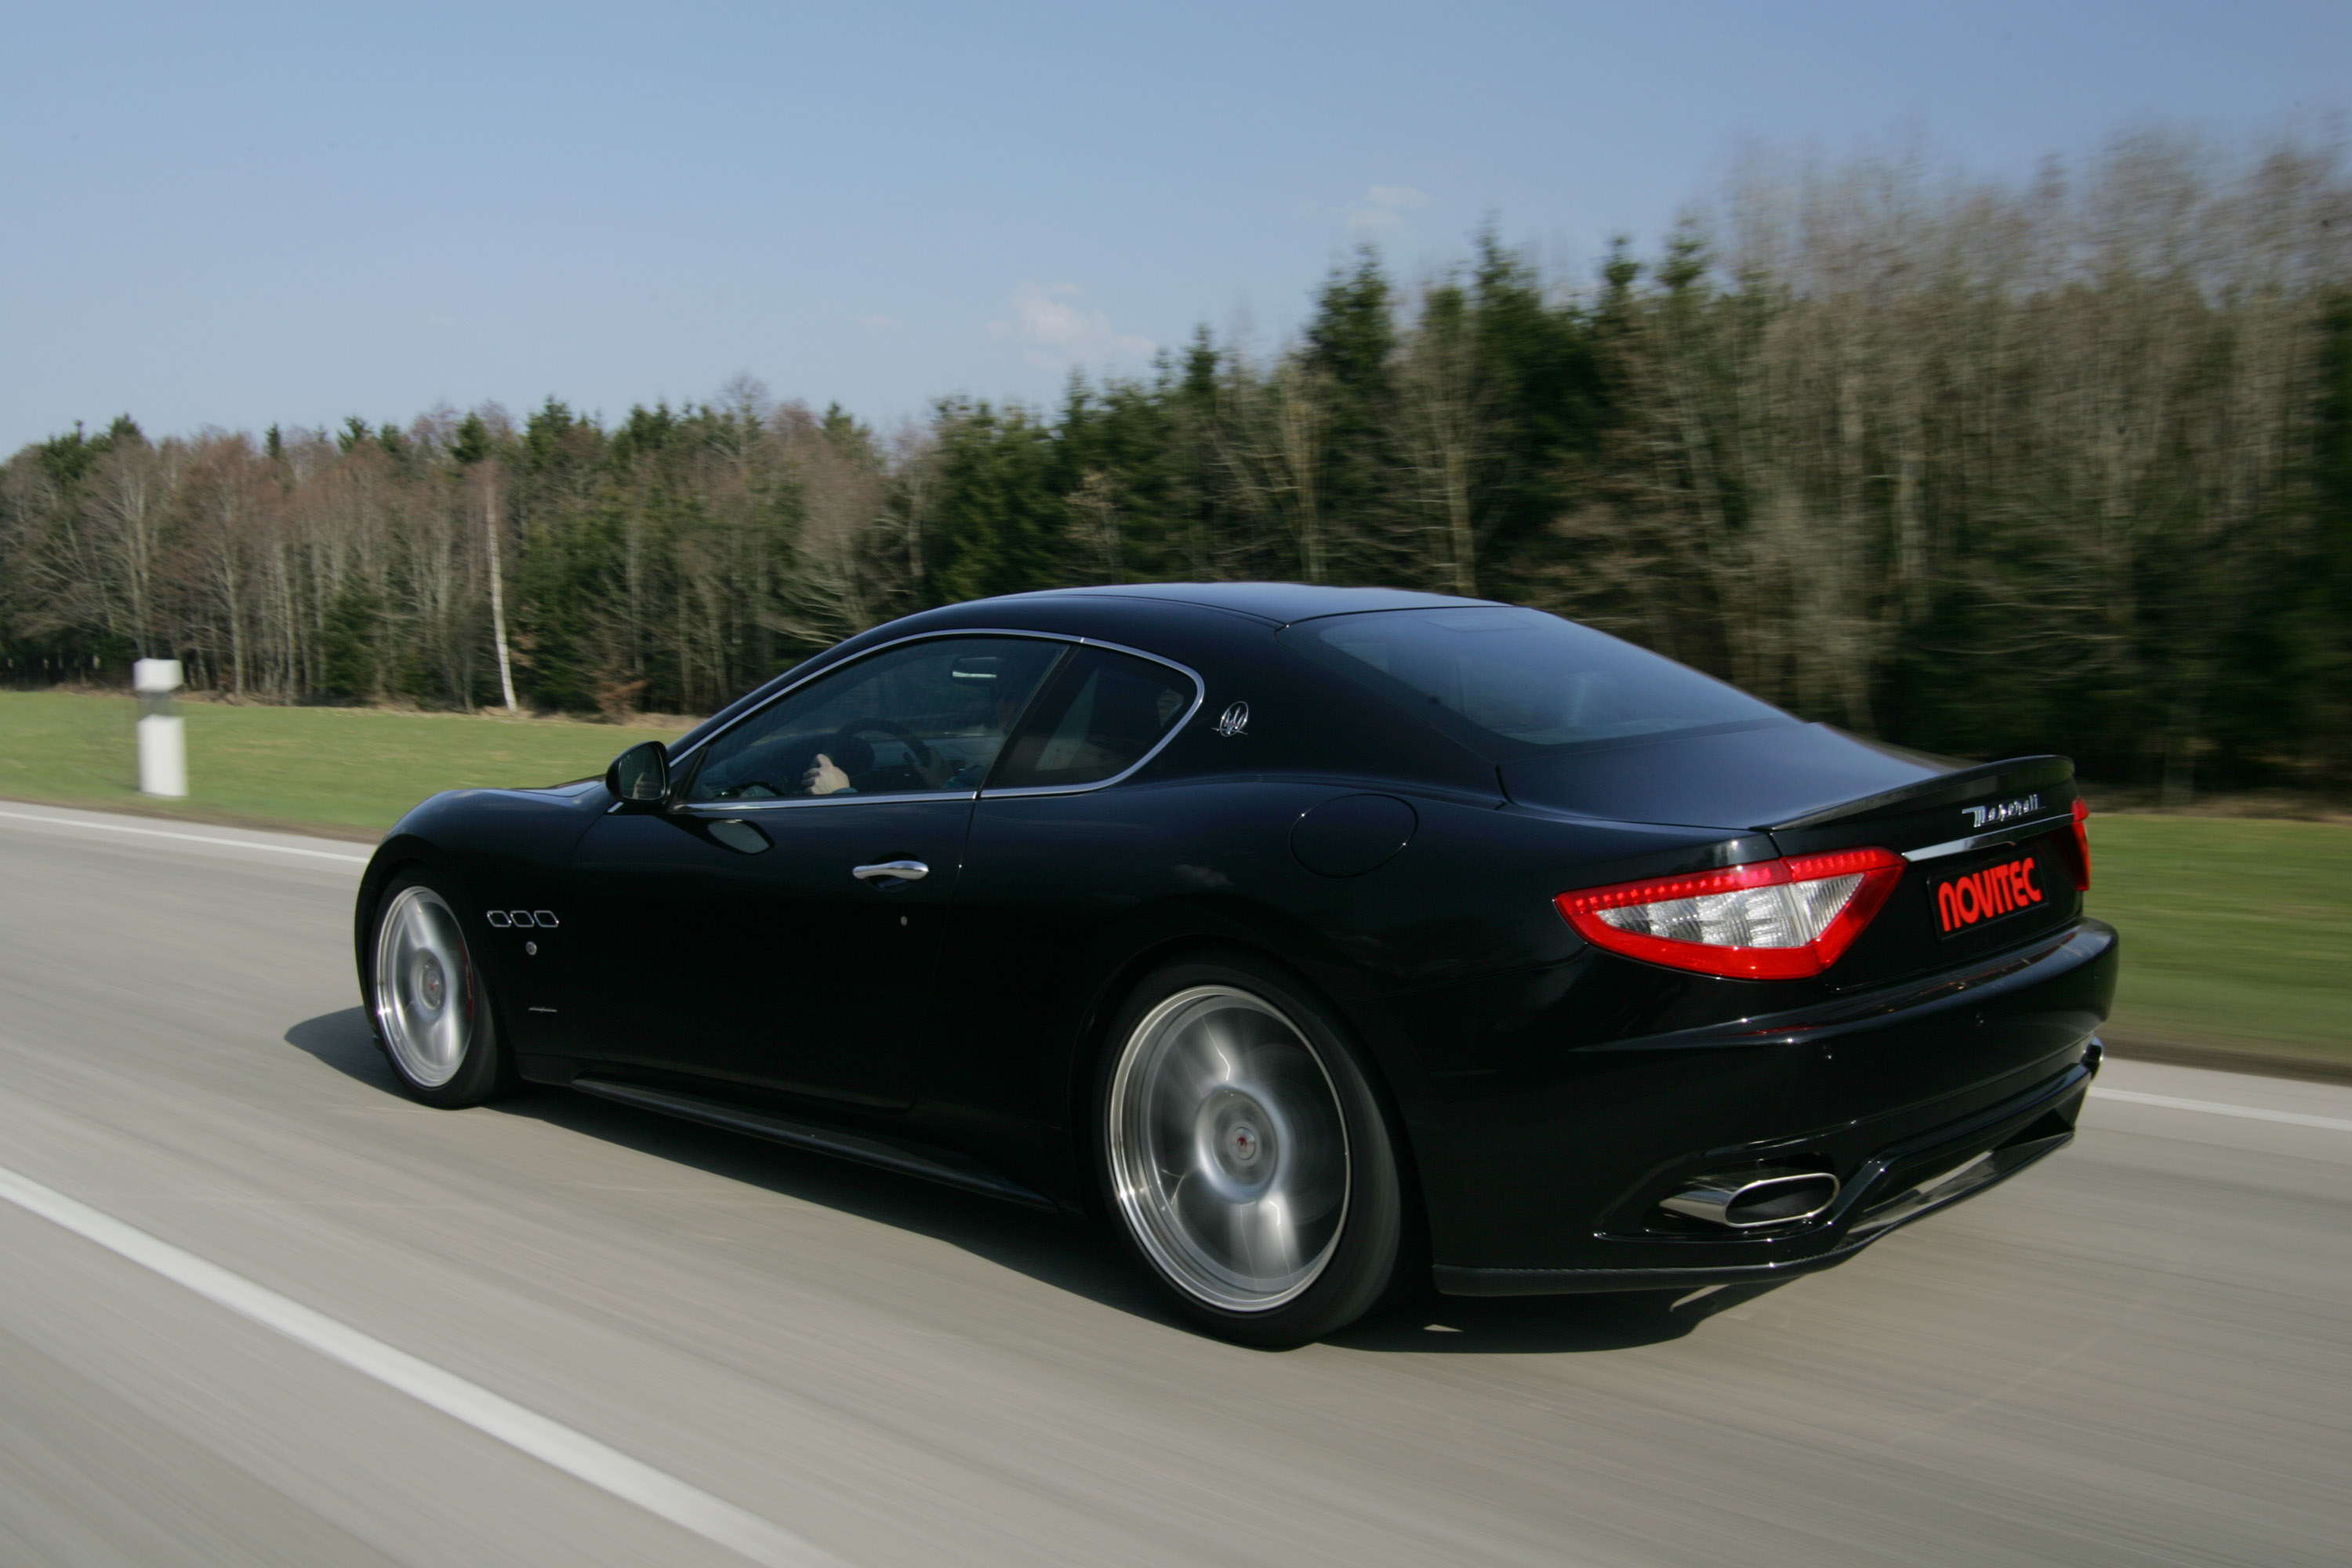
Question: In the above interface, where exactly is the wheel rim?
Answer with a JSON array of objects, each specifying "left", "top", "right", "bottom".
[
  {"left": 1107, "top": 985, "right": 1349, "bottom": 1312},
  {"left": 372, "top": 886, "right": 477, "bottom": 1089}
]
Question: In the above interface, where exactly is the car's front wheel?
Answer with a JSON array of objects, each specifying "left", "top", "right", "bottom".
[
  {"left": 366, "top": 872, "right": 509, "bottom": 1107},
  {"left": 1098, "top": 953, "right": 1406, "bottom": 1345}
]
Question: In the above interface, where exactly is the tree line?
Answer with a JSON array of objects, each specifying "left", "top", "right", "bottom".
[{"left": 5, "top": 130, "right": 2349, "bottom": 797}]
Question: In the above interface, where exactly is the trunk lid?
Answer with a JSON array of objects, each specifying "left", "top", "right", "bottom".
[
  {"left": 1762, "top": 750, "right": 2085, "bottom": 988},
  {"left": 1503, "top": 725, "right": 2085, "bottom": 989}
]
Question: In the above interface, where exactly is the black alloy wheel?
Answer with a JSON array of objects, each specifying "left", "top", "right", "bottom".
[{"left": 1098, "top": 950, "right": 1407, "bottom": 1346}]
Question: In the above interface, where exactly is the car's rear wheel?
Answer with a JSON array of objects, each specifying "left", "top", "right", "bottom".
[
  {"left": 1099, "top": 953, "right": 1405, "bottom": 1345},
  {"left": 368, "top": 873, "right": 507, "bottom": 1107}
]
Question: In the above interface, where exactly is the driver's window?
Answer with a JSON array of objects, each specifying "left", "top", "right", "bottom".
[{"left": 686, "top": 637, "right": 1065, "bottom": 803}]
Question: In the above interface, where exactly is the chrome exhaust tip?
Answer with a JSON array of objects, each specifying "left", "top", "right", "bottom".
[{"left": 1660, "top": 1169, "right": 1840, "bottom": 1229}]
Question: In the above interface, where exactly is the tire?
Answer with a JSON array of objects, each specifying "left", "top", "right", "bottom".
[
  {"left": 1097, "top": 950, "right": 1406, "bottom": 1346},
  {"left": 365, "top": 870, "right": 510, "bottom": 1108}
]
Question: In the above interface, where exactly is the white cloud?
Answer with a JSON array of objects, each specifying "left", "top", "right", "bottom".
[
  {"left": 989, "top": 282, "right": 1155, "bottom": 372},
  {"left": 856, "top": 314, "right": 906, "bottom": 331},
  {"left": 1348, "top": 184, "right": 1431, "bottom": 230}
]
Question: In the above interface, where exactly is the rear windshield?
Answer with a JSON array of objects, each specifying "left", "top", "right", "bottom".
[{"left": 1281, "top": 606, "right": 1790, "bottom": 756}]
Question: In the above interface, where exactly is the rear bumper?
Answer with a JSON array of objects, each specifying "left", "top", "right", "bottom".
[
  {"left": 1435, "top": 1043, "right": 2096, "bottom": 1295},
  {"left": 1419, "top": 919, "right": 2118, "bottom": 1291}
]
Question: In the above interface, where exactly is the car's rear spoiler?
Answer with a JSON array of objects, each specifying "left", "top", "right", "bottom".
[
  {"left": 1766, "top": 754, "right": 2078, "bottom": 862},
  {"left": 1769, "top": 755, "right": 2075, "bottom": 831}
]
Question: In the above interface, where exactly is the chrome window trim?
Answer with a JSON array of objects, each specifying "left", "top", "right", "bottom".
[
  {"left": 979, "top": 637, "right": 1207, "bottom": 799},
  {"left": 674, "top": 791, "right": 982, "bottom": 815},
  {"left": 1901, "top": 812, "right": 2076, "bottom": 863},
  {"left": 978, "top": 780, "right": 1160, "bottom": 800},
  {"left": 665, "top": 627, "right": 1206, "bottom": 806}
]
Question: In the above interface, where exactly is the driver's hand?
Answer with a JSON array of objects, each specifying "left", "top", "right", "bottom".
[{"left": 804, "top": 753, "right": 853, "bottom": 796}]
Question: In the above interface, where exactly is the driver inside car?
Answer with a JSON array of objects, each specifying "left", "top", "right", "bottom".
[
  {"left": 804, "top": 681, "right": 1032, "bottom": 796},
  {"left": 800, "top": 735, "right": 875, "bottom": 796},
  {"left": 804, "top": 751, "right": 857, "bottom": 796}
]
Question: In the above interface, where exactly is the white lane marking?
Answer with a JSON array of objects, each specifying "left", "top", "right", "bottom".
[
  {"left": 0, "top": 808, "right": 371, "bottom": 865},
  {"left": 0, "top": 1162, "right": 837, "bottom": 1567},
  {"left": 2089, "top": 1087, "right": 2352, "bottom": 1134}
]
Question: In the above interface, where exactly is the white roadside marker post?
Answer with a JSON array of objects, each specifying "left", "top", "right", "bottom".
[{"left": 132, "top": 659, "right": 187, "bottom": 797}]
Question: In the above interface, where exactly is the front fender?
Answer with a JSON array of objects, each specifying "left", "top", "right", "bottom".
[{"left": 353, "top": 783, "right": 615, "bottom": 1047}]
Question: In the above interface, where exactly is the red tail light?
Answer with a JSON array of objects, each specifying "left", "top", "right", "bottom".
[
  {"left": 2060, "top": 797, "right": 2092, "bottom": 891},
  {"left": 1555, "top": 847, "right": 1906, "bottom": 979}
]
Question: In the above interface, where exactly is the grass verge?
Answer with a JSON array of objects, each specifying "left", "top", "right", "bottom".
[
  {"left": 2, "top": 692, "right": 2343, "bottom": 1069},
  {"left": 2085, "top": 813, "right": 2349, "bottom": 1072},
  {"left": 0, "top": 691, "right": 680, "bottom": 839}
]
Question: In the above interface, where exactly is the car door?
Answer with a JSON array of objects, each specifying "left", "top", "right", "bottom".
[
  {"left": 570, "top": 634, "right": 1069, "bottom": 1109},
  {"left": 920, "top": 644, "right": 1204, "bottom": 1120}
]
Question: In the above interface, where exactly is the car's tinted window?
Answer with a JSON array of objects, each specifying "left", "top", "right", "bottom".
[
  {"left": 687, "top": 637, "right": 1064, "bottom": 802},
  {"left": 1283, "top": 606, "right": 1788, "bottom": 755},
  {"left": 989, "top": 648, "right": 1195, "bottom": 790}
]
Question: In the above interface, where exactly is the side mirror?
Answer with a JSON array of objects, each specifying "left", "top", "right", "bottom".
[{"left": 605, "top": 740, "right": 672, "bottom": 806}]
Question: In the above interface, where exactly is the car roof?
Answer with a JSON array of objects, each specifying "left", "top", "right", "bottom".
[
  {"left": 998, "top": 583, "right": 1497, "bottom": 625},
  {"left": 668, "top": 583, "right": 1514, "bottom": 760}
]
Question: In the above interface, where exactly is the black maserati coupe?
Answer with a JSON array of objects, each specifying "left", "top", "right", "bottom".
[{"left": 355, "top": 584, "right": 2115, "bottom": 1345}]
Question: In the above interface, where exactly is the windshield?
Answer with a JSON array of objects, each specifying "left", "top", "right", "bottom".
[{"left": 1283, "top": 606, "right": 1791, "bottom": 755}]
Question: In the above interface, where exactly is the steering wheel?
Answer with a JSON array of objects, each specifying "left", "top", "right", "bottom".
[{"left": 830, "top": 720, "right": 942, "bottom": 785}]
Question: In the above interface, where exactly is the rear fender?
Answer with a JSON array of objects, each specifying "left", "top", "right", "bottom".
[
  {"left": 1030, "top": 894, "right": 1373, "bottom": 1198},
  {"left": 1047, "top": 895, "right": 1434, "bottom": 1236}
]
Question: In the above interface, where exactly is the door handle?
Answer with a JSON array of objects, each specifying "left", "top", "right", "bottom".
[{"left": 852, "top": 859, "right": 930, "bottom": 884}]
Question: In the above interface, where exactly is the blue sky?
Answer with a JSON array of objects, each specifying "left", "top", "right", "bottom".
[{"left": 3, "top": 2, "right": 2344, "bottom": 452}]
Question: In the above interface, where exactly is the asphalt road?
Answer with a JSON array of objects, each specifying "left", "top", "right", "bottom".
[{"left": 0, "top": 802, "right": 2346, "bottom": 1567}]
